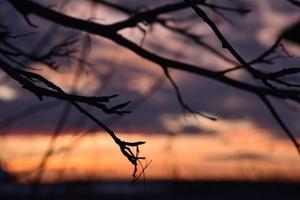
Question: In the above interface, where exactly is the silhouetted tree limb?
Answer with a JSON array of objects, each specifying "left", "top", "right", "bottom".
[
  {"left": 259, "top": 95, "right": 300, "bottom": 154},
  {"left": 2, "top": 0, "right": 300, "bottom": 172},
  {"left": 7, "top": 0, "right": 300, "bottom": 99},
  {"left": 186, "top": 0, "right": 300, "bottom": 152},
  {"left": 91, "top": 0, "right": 245, "bottom": 64},
  {"left": 0, "top": 58, "right": 145, "bottom": 166},
  {"left": 286, "top": 0, "right": 300, "bottom": 6},
  {"left": 220, "top": 37, "right": 284, "bottom": 74}
]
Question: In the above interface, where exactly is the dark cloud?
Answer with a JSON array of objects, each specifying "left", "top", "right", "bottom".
[{"left": 208, "top": 152, "right": 272, "bottom": 162}]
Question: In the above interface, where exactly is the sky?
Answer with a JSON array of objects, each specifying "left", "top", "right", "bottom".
[{"left": 0, "top": 0, "right": 300, "bottom": 182}]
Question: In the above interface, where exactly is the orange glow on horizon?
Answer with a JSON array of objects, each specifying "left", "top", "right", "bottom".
[
  {"left": 0, "top": 0, "right": 300, "bottom": 187},
  {"left": 1, "top": 118, "right": 300, "bottom": 183}
]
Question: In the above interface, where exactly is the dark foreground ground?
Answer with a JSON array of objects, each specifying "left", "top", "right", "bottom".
[{"left": 0, "top": 180, "right": 300, "bottom": 200}]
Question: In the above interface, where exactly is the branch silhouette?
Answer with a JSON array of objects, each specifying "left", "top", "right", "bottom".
[{"left": 1, "top": 0, "right": 300, "bottom": 181}]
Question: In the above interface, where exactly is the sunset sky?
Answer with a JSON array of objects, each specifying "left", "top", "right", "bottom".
[
  {"left": 2, "top": 119, "right": 300, "bottom": 183},
  {"left": 0, "top": 0, "right": 300, "bottom": 184}
]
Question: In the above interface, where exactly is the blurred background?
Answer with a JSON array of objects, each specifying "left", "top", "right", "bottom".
[{"left": 0, "top": 0, "right": 300, "bottom": 199}]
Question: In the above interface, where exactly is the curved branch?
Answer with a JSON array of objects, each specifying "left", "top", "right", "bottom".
[{"left": 6, "top": 0, "right": 300, "bottom": 103}]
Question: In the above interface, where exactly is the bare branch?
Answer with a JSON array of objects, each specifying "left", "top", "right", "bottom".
[{"left": 259, "top": 95, "right": 300, "bottom": 155}]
